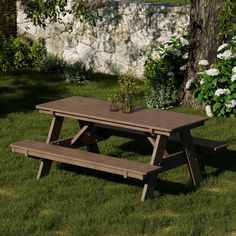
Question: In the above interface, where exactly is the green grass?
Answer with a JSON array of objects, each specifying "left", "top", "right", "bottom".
[
  {"left": 143, "top": 0, "right": 189, "bottom": 4},
  {"left": 0, "top": 71, "right": 235, "bottom": 236}
]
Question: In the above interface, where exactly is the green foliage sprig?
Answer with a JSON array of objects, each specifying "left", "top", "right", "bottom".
[
  {"left": 20, "top": 0, "right": 95, "bottom": 30},
  {"left": 118, "top": 70, "right": 138, "bottom": 94}
]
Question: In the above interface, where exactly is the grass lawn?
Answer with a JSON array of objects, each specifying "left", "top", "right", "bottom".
[
  {"left": 143, "top": 0, "right": 189, "bottom": 4},
  {"left": 0, "top": 71, "right": 235, "bottom": 236}
]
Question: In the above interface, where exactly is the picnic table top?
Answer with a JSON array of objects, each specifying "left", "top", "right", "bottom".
[{"left": 36, "top": 96, "right": 208, "bottom": 134}]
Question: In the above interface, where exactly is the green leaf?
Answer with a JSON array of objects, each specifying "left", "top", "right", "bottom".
[{"left": 213, "top": 103, "right": 221, "bottom": 112}]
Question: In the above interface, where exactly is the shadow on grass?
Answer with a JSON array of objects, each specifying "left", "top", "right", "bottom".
[
  {"left": 0, "top": 71, "right": 66, "bottom": 117},
  {"left": 0, "top": 71, "right": 120, "bottom": 118},
  {"left": 57, "top": 141, "right": 236, "bottom": 197},
  {"left": 201, "top": 149, "right": 236, "bottom": 173},
  {"left": 118, "top": 139, "right": 236, "bottom": 173},
  {"left": 89, "top": 73, "right": 119, "bottom": 88},
  {"left": 58, "top": 163, "right": 197, "bottom": 197}
]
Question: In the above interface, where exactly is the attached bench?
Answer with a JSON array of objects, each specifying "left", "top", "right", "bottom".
[
  {"left": 90, "top": 124, "right": 228, "bottom": 157},
  {"left": 10, "top": 140, "right": 161, "bottom": 200},
  {"left": 167, "top": 135, "right": 228, "bottom": 157}
]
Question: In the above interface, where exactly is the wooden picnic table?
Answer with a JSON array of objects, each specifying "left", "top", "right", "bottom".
[{"left": 11, "top": 96, "right": 228, "bottom": 201}]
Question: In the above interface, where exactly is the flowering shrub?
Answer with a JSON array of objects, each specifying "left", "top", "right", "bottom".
[
  {"left": 192, "top": 40, "right": 236, "bottom": 117},
  {"left": 144, "top": 33, "right": 189, "bottom": 109}
]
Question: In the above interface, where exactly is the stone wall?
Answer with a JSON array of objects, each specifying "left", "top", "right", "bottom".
[{"left": 17, "top": 1, "right": 189, "bottom": 76}]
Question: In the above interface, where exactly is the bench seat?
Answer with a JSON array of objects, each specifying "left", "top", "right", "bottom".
[
  {"left": 168, "top": 135, "right": 228, "bottom": 156},
  {"left": 91, "top": 124, "right": 228, "bottom": 156},
  {"left": 10, "top": 140, "right": 161, "bottom": 180}
]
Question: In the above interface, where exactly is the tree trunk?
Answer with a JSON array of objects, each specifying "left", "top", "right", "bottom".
[
  {"left": 182, "top": 0, "right": 223, "bottom": 106},
  {"left": 0, "top": 0, "right": 17, "bottom": 37}
]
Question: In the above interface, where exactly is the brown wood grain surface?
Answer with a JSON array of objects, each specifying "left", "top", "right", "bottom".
[
  {"left": 11, "top": 140, "right": 161, "bottom": 180},
  {"left": 36, "top": 96, "right": 208, "bottom": 134}
]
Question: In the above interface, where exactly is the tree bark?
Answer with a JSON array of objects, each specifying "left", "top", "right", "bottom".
[
  {"left": 182, "top": 0, "right": 224, "bottom": 106},
  {"left": 0, "top": 0, "right": 17, "bottom": 37}
]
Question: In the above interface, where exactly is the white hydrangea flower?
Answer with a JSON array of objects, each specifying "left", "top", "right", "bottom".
[
  {"left": 182, "top": 52, "right": 188, "bottom": 59},
  {"left": 151, "top": 50, "right": 160, "bottom": 59},
  {"left": 198, "top": 60, "right": 209, "bottom": 66},
  {"left": 185, "top": 79, "right": 194, "bottom": 90},
  {"left": 225, "top": 100, "right": 236, "bottom": 108},
  {"left": 232, "top": 66, "right": 236, "bottom": 74},
  {"left": 217, "top": 43, "right": 228, "bottom": 52},
  {"left": 163, "top": 44, "right": 172, "bottom": 50},
  {"left": 215, "top": 88, "right": 231, "bottom": 96},
  {"left": 200, "top": 79, "right": 204, "bottom": 85},
  {"left": 206, "top": 68, "right": 220, "bottom": 76},
  {"left": 217, "top": 50, "right": 233, "bottom": 60},
  {"left": 172, "top": 49, "right": 182, "bottom": 56},
  {"left": 167, "top": 71, "right": 174, "bottom": 77},
  {"left": 205, "top": 105, "right": 214, "bottom": 117},
  {"left": 180, "top": 37, "right": 189, "bottom": 46},
  {"left": 231, "top": 74, "right": 236, "bottom": 82},
  {"left": 180, "top": 64, "right": 187, "bottom": 71}
]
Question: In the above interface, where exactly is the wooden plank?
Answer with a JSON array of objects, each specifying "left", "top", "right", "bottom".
[
  {"left": 141, "top": 174, "right": 158, "bottom": 201},
  {"left": 150, "top": 135, "right": 168, "bottom": 166},
  {"left": 46, "top": 116, "right": 64, "bottom": 143},
  {"left": 51, "top": 137, "right": 75, "bottom": 147},
  {"left": 160, "top": 151, "right": 186, "bottom": 172},
  {"left": 180, "top": 130, "right": 202, "bottom": 185},
  {"left": 71, "top": 124, "right": 90, "bottom": 145},
  {"left": 37, "top": 160, "right": 52, "bottom": 180},
  {"left": 11, "top": 140, "right": 161, "bottom": 180},
  {"left": 168, "top": 135, "right": 228, "bottom": 155},
  {"left": 78, "top": 121, "right": 100, "bottom": 153},
  {"left": 140, "top": 135, "right": 168, "bottom": 201},
  {"left": 36, "top": 96, "right": 207, "bottom": 134},
  {"left": 37, "top": 116, "right": 64, "bottom": 179}
]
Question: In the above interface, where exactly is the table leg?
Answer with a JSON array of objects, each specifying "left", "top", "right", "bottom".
[
  {"left": 71, "top": 124, "right": 92, "bottom": 145},
  {"left": 78, "top": 121, "right": 100, "bottom": 154},
  {"left": 141, "top": 174, "right": 158, "bottom": 201},
  {"left": 180, "top": 130, "right": 202, "bottom": 185},
  {"left": 150, "top": 135, "right": 168, "bottom": 166},
  {"left": 141, "top": 135, "right": 168, "bottom": 200},
  {"left": 37, "top": 116, "right": 64, "bottom": 179}
]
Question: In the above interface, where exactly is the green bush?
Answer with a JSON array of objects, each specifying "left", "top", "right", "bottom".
[
  {"left": 37, "top": 53, "right": 65, "bottom": 73},
  {"left": 144, "top": 33, "right": 189, "bottom": 109},
  {"left": 146, "top": 80, "right": 178, "bottom": 109},
  {"left": 64, "top": 61, "right": 91, "bottom": 84},
  {"left": 0, "top": 31, "right": 45, "bottom": 72},
  {"left": 191, "top": 40, "right": 236, "bottom": 117}
]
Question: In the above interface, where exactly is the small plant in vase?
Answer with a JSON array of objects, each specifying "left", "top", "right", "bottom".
[
  {"left": 108, "top": 91, "right": 121, "bottom": 112},
  {"left": 118, "top": 70, "right": 138, "bottom": 113}
]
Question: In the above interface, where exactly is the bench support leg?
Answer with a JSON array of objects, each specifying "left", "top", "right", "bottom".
[
  {"left": 180, "top": 130, "right": 202, "bottom": 185},
  {"left": 37, "top": 160, "right": 52, "bottom": 179},
  {"left": 150, "top": 135, "right": 168, "bottom": 166},
  {"left": 37, "top": 116, "right": 64, "bottom": 179},
  {"left": 141, "top": 175, "right": 158, "bottom": 201},
  {"left": 78, "top": 121, "right": 100, "bottom": 154},
  {"left": 141, "top": 135, "right": 167, "bottom": 201}
]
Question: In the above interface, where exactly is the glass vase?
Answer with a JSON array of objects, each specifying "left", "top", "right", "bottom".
[{"left": 122, "top": 92, "right": 135, "bottom": 113}]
